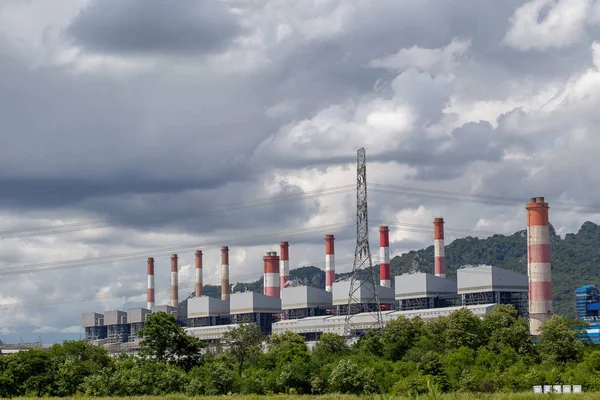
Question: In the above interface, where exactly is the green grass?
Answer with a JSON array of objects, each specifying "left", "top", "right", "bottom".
[{"left": 9, "top": 395, "right": 600, "bottom": 400}]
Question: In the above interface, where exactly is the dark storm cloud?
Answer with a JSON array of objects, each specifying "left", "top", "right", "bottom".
[{"left": 66, "top": 0, "right": 242, "bottom": 55}]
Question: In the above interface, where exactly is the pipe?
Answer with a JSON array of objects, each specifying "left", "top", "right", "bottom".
[
  {"left": 170, "top": 254, "right": 178, "bottom": 308},
  {"left": 195, "top": 250, "right": 203, "bottom": 297},
  {"left": 264, "top": 251, "right": 280, "bottom": 298},
  {"left": 434, "top": 218, "right": 445, "bottom": 278},
  {"left": 325, "top": 234, "right": 335, "bottom": 292},
  {"left": 147, "top": 257, "right": 155, "bottom": 310},
  {"left": 280, "top": 242, "right": 290, "bottom": 289},
  {"left": 379, "top": 226, "right": 390, "bottom": 287},
  {"left": 527, "top": 196, "right": 553, "bottom": 335},
  {"left": 221, "top": 246, "right": 230, "bottom": 302}
]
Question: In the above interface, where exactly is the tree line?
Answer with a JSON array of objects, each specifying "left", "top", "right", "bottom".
[{"left": 1, "top": 306, "right": 599, "bottom": 397}]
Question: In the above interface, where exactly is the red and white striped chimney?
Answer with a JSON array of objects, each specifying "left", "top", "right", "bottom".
[
  {"left": 325, "top": 234, "right": 335, "bottom": 292},
  {"left": 170, "top": 254, "right": 178, "bottom": 308},
  {"left": 264, "top": 251, "right": 280, "bottom": 298},
  {"left": 221, "top": 246, "right": 230, "bottom": 302},
  {"left": 280, "top": 242, "right": 290, "bottom": 289},
  {"left": 379, "top": 226, "right": 390, "bottom": 287},
  {"left": 527, "top": 197, "right": 553, "bottom": 335},
  {"left": 195, "top": 250, "right": 203, "bottom": 297},
  {"left": 147, "top": 257, "right": 155, "bottom": 310},
  {"left": 434, "top": 218, "right": 445, "bottom": 278}
]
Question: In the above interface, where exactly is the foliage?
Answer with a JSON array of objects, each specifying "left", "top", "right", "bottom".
[
  {"left": 138, "top": 311, "right": 206, "bottom": 370},
  {"left": 4, "top": 305, "right": 600, "bottom": 397},
  {"left": 221, "top": 320, "right": 264, "bottom": 374}
]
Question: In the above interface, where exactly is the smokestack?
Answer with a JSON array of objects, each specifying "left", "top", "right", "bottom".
[
  {"left": 147, "top": 257, "right": 155, "bottom": 310},
  {"left": 195, "top": 250, "right": 203, "bottom": 297},
  {"left": 221, "top": 246, "right": 230, "bottom": 302},
  {"left": 264, "top": 251, "right": 280, "bottom": 298},
  {"left": 325, "top": 234, "right": 335, "bottom": 292},
  {"left": 527, "top": 197, "right": 553, "bottom": 335},
  {"left": 280, "top": 242, "right": 290, "bottom": 289},
  {"left": 170, "top": 254, "right": 178, "bottom": 308},
  {"left": 379, "top": 226, "right": 390, "bottom": 288},
  {"left": 434, "top": 218, "right": 445, "bottom": 278}
]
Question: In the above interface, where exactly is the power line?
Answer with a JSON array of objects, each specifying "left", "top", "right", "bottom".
[
  {"left": 0, "top": 258, "right": 367, "bottom": 311},
  {"left": 0, "top": 220, "right": 509, "bottom": 277},
  {"left": 0, "top": 185, "right": 355, "bottom": 240},
  {"left": 369, "top": 183, "right": 600, "bottom": 213},
  {"left": 0, "top": 221, "right": 356, "bottom": 276}
]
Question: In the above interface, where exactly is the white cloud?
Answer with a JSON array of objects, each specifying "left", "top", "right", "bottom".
[
  {"left": 504, "top": 0, "right": 591, "bottom": 51},
  {"left": 368, "top": 38, "right": 471, "bottom": 71}
]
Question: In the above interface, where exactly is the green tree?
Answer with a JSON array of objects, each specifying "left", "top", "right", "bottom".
[
  {"left": 482, "top": 304, "right": 533, "bottom": 355},
  {"left": 47, "top": 340, "right": 113, "bottom": 396},
  {"left": 537, "top": 315, "right": 587, "bottom": 364},
  {"left": 138, "top": 312, "right": 206, "bottom": 370},
  {"left": 328, "top": 359, "right": 377, "bottom": 394},
  {"left": 222, "top": 321, "right": 264, "bottom": 375},
  {"left": 354, "top": 328, "right": 383, "bottom": 356},
  {"left": 312, "top": 333, "right": 349, "bottom": 362},
  {"left": 444, "top": 308, "right": 483, "bottom": 350},
  {"left": 268, "top": 331, "right": 310, "bottom": 367},
  {"left": 380, "top": 316, "right": 421, "bottom": 361}
]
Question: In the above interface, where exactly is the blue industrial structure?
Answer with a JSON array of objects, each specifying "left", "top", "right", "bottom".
[{"left": 575, "top": 285, "right": 600, "bottom": 343}]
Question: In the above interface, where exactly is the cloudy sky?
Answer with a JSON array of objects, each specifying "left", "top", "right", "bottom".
[{"left": 1, "top": 0, "right": 600, "bottom": 343}]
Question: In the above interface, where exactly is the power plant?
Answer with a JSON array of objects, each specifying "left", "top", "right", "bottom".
[
  {"left": 80, "top": 149, "right": 553, "bottom": 353},
  {"left": 81, "top": 211, "right": 545, "bottom": 352}
]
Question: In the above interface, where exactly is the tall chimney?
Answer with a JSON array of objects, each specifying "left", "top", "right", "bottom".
[
  {"left": 280, "top": 242, "right": 290, "bottom": 289},
  {"left": 147, "top": 257, "right": 155, "bottom": 310},
  {"left": 170, "top": 254, "right": 178, "bottom": 308},
  {"left": 527, "top": 197, "right": 553, "bottom": 335},
  {"left": 264, "top": 251, "right": 280, "bottom": 298},
  {"left": 379, "top": 226, "right": 390, "bottom": 288},
  {"left": 221, "top": 246, "right": 230, "bottom": 302},
  {"left": 195, "top": 250, "right": 203, "bottom": 297},
  {"left": 434, "top": 218, "right": 445, "bottom": 278},
  {"left": 325, "top": 234, "right": 335, "bottom": 292}
]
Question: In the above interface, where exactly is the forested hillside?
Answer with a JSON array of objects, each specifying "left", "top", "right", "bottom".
[{"left": 180, "top": 222, "right": 600, "bottom": 318}]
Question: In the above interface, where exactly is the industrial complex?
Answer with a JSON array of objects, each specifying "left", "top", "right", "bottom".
[{"left": 82, "top": 195, "right": 551, "bottom": 352}]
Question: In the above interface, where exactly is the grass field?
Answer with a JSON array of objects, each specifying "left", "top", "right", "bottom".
[{"left": 9, "top": 395, "right": 598, "bottom": 400}]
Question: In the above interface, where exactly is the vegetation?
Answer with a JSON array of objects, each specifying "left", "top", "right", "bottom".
[
  {"left": 181, "top": 221, "right": 600, "bottom": 318},
  {"left": 1, "top": 308, "right": 600, "bottom": 397}
]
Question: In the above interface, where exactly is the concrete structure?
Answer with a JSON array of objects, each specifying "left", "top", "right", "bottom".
[
  {"left": 155, "top": 305, "right": 178, "bottom": 317},
  {"left": 104, "top": 310, "right": 129, "bottom": 344},
  {"left": 127, "top": 307, "right": 151, "bottom": 341},
  {"left": 147, "top": 257, "right": 155, "bottom": 310},
  {"left": 281, "top": 285, "right": 332, "bottom": 319},
  {"left": 395, "top": 272, "right": 457, "bottom": 310},
  {"left": 434, "top": 218, "right": 445, "bottom": 278},
  {"left": 332, "top": 280, "right": 395, "bottom": 315},
  {"left": 195, "top": 250, "right": 203, "bottom": 297},
  {"left": 379, "top": 226, "right": 391, "bottom": 288},
  {"left": 187, "top": 296, "right": 230, "bottom": 328},
  {"left": 263, "top": 251, "right": 280, "bottom": 298},
  {"left": 280, "top": 241, "right": 290, "bottom": 289},
  {"left": 527, "top": 196, "right": 553, "bottom": 335},
  {"left": 171, "top": 254, "right": 179, "bottom": 308},
  {"left": 325, "top": 234, "right": 335, "bottom": 292},
  {"left": 457, "top": 265, "right": 528, "bottom": 316},
  {"left": 273, "top": 303, "right": 497, "bottom": 338},
  {"left": 230, "top": 292, "right": 282, "bottom": 335},
  {"left": 221, "top": 246, "right": 230, "bottom": 302},
  {"left": 82, "top": 312, "right": 106, "bottom": 341}
]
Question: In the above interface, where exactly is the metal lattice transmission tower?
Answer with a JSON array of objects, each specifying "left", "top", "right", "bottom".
[{"left": 344, "top": 148, "right": 383, "bottom": 337}]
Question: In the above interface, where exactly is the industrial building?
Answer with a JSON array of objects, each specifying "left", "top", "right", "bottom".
[
  {"left": 82, "top": 196, "right": 553, "bottom": 351},
  {"left": 576, "top": 285, "right": 600, "bottom": 343}
]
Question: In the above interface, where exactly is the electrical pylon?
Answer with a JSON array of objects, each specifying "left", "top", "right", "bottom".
[{"left": 344, "top": 147, "right": 383, "bottom": 337}]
